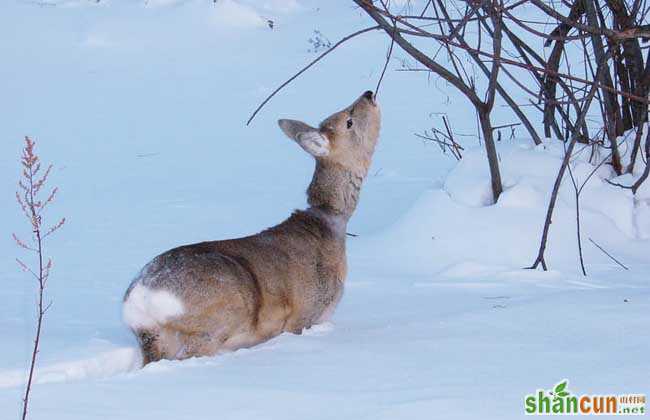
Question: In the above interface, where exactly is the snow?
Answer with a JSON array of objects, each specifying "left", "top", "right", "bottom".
[
  {"left": 362, "top": 141, "right": 650, "bottom": 277},
  {"left": 0, "top": 347, "right": 141, "bottom": 389},
  {"left": 208, "top": 0, "right": 266, "bottom": 29},
  {"left": 0, "top": 1, "right": 648, "bottom": 419}
]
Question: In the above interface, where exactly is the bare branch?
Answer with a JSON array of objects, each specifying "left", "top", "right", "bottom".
[
  {"left": 246, "top": 25, "right": 380, "bottom": 126},
  {"left": 589, "top": 237, "right": 629, "bottom": 270}
]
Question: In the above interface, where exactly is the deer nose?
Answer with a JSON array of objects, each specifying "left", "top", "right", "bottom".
[{"left": 363, "top": 90, "right": 374, "bottom": 100}]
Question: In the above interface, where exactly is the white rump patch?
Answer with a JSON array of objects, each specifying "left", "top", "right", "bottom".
[{"left": 123, "top": 284, "right": 185, "bottom": 330}]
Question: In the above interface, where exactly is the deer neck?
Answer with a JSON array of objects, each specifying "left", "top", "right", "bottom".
[{"left": 307, "top": 160, "right": 365, "bottom": 223}]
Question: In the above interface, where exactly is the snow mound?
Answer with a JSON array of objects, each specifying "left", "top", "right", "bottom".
[
  {"left": 443, "top": 149, "right": 496, "bottom": 206},
  {"left": 359, "top": 141, "right": 650, "bottom": 276},
  {"left": 0, "top": 347, "right": 141, "bottom": 389}
]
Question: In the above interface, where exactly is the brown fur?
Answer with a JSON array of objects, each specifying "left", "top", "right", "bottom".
[{"left": 123, "top": 91, "right": 381, "bottom": 364}]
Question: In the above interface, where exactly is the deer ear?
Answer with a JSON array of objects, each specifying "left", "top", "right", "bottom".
[{"left": 278, "top": 119, "right": 330, "bottom": 157}]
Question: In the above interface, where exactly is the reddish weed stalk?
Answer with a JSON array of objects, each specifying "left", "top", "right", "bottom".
[{"left": 13, "top": 136, "right": 65, "bottom": 420}]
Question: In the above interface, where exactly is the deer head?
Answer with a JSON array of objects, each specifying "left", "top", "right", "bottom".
[
  {"left": 278, "top": 90, "right": 381, "bottom": 177},
  {"left": 278, "top": 91, "right": 381, "bottom": 217}
]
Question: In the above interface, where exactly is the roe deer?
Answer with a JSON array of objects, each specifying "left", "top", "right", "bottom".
[{"left": 123, "top": 91, "right": 381, "bottom": 365}]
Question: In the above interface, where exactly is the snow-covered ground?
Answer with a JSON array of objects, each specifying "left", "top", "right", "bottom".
[{"left": 1, "top": 1, "right": 648, "bottom": 419}]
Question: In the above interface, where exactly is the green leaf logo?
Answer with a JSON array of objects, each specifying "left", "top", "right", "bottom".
[{"left": 551, "top": 380, "right": 570, "bottom": 400}]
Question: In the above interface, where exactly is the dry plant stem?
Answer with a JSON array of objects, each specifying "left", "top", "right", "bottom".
[
  {"left": 588, "top": 237, "right": 629, "bottom": 270},
  {"left": 435, "top": 0, "right": 505, "bottom": 198},
  {"left": 354, "top": 1, "right": 481, "bottom": 104},
  {"left": 574, "top": 191, "right": 587, "bottom": 275},
  {"left": 539, "top": 0, "right": 585, "bottom": 138},
  {"left": 501, "top": 25, "right": 588, "bottom": 142},
  {"left": 569, "top": 146, "right": 618, "bottom": 276},
  {"left": 439, "top": 0, "right": 505, "bottom": 199},
  {"left": 443, "top": 115, "right": 464, "bottom": 158},
  {"left": 480, "top": 1, "right": 504, "bottom": 202},
  {"left": 631, "top": 129, "right": 650, "bottom": 193},
  {"left": 375, "top": 16, "right": 396, "bottom": 97},
  {"left": 415, "top": 132, "right": 462, "bottom": 158},
  {"left": 565, "top": 143, "right": 588, "bottom": 276},
  {"left": 608, "top": 0, "right": 649, "bottom": 130},
  {"left": 609, "top": 129, "right": 650, "bottom": 193},
  {"left": 246, "top": 25, "right": 379, "bottom": 126},
  {"left": 530, "top": 0, "right": 650, "bottom": 41},
  {"left": 14, "top": 137, "right": 64, "bottom": 420},
  {"left": 437, "top": 0, "right": 542, "bottom": 145},
  {"left": 528, "top": 52, "right": 611, "bottom": 271},
  {"left": 22, "top": 230, "right": 44, "bottom": 420},
  {"left": 503, "top": 8, "right": 590, "bottom": 43},
  {"left": 355, "top": 0, "right": 504, "bottom": 201},
  {"left": 415, "top": 115, "right": 465, "bottom": 160},
  {"left": 473, "top": 3, "right": 505, "bottom": 198},
  {"left": 397, "top": 27, "right": 650, "bottom": 105},
  {"left": 584, "top": 0, "right": 624, "bottom": 173},
  {"left": 628, "top": 126, "right": 644, "bottom": 173},
  {"left": 367, "top": 2, "right": 650, "bottom": 105}
]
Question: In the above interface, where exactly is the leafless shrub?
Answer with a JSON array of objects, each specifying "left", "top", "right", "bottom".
[{"left": 351, "top": 0, "right": 650, "bottom": 272}]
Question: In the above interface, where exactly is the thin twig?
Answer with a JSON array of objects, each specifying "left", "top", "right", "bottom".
[
  {"left": 246, "top": 25, "right": 379, "bottom": 126},
  {"left": 375, "top": 20, "right": 396, "bottom": 97},
  {"left": 588, "top": 238, "right": 629, "bottom": 270},
  {"left": 491, "top": 122, "right": 521, "bottom": 130}
]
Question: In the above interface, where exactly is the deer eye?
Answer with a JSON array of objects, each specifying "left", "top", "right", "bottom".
[{"left": 346, "top": 119, "right": 353, "bottom": 129}]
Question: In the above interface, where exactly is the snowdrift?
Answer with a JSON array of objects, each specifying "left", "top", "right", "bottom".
[{"left": 358, "top": 139, "right": 650, "bottom": 277}]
